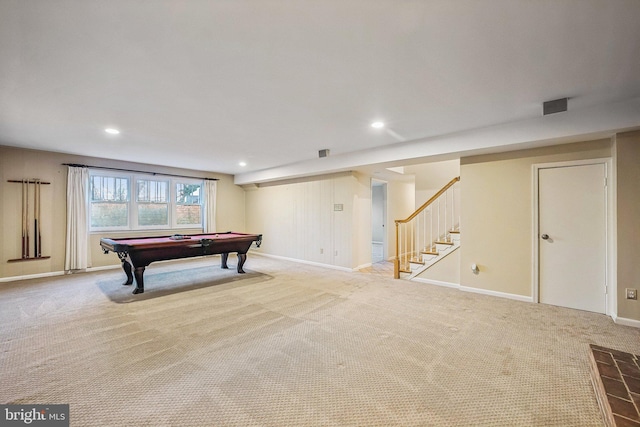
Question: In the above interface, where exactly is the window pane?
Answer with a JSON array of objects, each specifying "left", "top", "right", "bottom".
[
  {"left": 176, "top": 205, "right": 201, "bottom": 225},
  {"left": 137, "top": 179, "right": 168, "bottom": 203},
  {"left": 138, "top": 204, "right": 168, "bottom": 226},
  {"left": 176, "top": 183, "right": 201, "bottom": 204},
  {"left": 91, "top": 176, "right": 129, "bottom": 201},
  {"left": 175, "top": 182, "right": 202, "bottom": 226},
  {"left": 90, "top": 202, "right": 128, "bottom": 228},
  {"left": 90, "top": 175, "right": 129, "bottom": 229}
]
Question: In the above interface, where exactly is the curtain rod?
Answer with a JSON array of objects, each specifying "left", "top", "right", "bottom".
[{"left": 62, "top": 163, "right": 219, "bottom": 181}]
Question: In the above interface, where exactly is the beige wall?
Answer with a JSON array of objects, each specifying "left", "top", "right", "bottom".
[
  {"left": 0, "top": 146, "right": 244, "bottom": 279},
  {"left": 386, "top": 179, "right": 415, "bottom": 260},
  {"left": 460, "top": 139, "right": 612, "bottom": 297},
  {"left": 614, "top": 131, "right": 640, "bottom": 321},
  {"left": 405, "top": 159, "right": 460, "bottom": 210},
  {"left": 3, "top": 137, "right": 637, "bottom": 323}
]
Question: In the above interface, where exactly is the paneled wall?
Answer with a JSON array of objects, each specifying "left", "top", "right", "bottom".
[{"left": 245, "top": 172, "right": 372, "bottom": 270}]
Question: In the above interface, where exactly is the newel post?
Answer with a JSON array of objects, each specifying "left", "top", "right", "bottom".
[{"left": 394, "top": 220, "right": 400, "bottom": 279}]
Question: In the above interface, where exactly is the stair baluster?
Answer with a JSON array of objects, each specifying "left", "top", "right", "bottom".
[{"left": 394, "top": 176, "right": 460, "bottom": 278}]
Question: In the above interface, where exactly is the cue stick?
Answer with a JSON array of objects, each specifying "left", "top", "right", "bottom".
[
  {"left": 33, "top": 179, "right": 37, "bottom": 257},
  {"left": 34, "top": 179, "right": 39, "bottom": 257},
  {"left": 37, "top": 179, "right": 42, "bottom": 257},
  {"left": 21, "top": 180, "right": 26, "bottom": 258},
  {"left": 24, "top": 180, "right": 29, "bottom": 258}
]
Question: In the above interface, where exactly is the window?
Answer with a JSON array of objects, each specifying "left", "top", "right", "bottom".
[
  {"left": 90, "top": 174, "right": 130, "bottom": 229},
  {"left": 137, "top": 179, "right": 169, "bottom": 227},
  {"left": 175, "top": 182, "right": 202, "bottom": 226},
  {"left": 89, "top": 171, "right": 203, "bottom": 231}
]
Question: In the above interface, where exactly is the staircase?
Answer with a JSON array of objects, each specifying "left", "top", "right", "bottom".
[{"left": 394, "top": 177, "right": 460, "bottom": 279}]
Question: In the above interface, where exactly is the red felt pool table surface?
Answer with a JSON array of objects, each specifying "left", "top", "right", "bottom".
[{"left": 107, "top": 232, "right": 255, "bottom": 247}]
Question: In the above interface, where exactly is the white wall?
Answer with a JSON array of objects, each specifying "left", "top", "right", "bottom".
[{"left": 245, "top": 172, "right": 371, "bottom": 269}]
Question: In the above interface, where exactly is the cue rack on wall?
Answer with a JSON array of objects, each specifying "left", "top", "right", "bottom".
[{"left": 7, "top": 179, "right": 51, "bottom": 262}]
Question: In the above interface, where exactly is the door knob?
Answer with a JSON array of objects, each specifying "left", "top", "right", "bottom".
[{"left": 541, "top": 234, "right": 549, "bottom": 240}]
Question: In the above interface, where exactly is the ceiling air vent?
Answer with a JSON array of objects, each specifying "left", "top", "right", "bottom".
[{"left": 543, "top": 98, "right": 568, "bottom": 115}]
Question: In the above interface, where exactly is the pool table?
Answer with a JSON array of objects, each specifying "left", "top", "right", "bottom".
[{"left": 100, "top": 232, "right": 262, "bottom": 294}]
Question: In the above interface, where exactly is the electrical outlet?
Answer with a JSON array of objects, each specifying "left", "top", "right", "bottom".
[{"left": 626, "top": 288, "right": 637, "bottom": 300}]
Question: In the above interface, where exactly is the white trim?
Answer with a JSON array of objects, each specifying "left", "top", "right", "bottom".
[
  {"left": 460, "top": 285, "right": 534, "bottom": 303},
  {"left": 256, "top": 252, "right": 353, "bottom": 272},
  {"left": 411, "top": 278, "right": 459, "bottom": 289},
  {"left": 612, "top": 314, "right": 640, "bottom": 329},
  {"left": 0, "top": 270, "right": 66, "bottom": 283},
  {"left": 531, "top": 157, "right": 613, "bottom": 315},
  {"left": 411, "top": 277, "right": 534, "bottom": 302},
  {"left": 86, "top": 265, "right": 121, "bottom": 272}
]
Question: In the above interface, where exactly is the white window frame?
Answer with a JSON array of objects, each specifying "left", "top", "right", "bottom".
[
  {"left": 134, "top": 175, "right": 171, "bottom": 230},
  {"left": 172, "top": 178, "right": 204, "bottom": 229},
  {"left": 89, "top": 169, "right": 203, "bottom": 232},
  {"left": 89, "top": 170, "right": 131, "bottom": 232}
]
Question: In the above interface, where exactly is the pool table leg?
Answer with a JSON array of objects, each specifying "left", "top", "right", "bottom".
[
  {"left": 220, "top": 252, "right": 229, "bottom": 269},
  {"left": 118, "top": 254, "right": 134, "bottom": 286},
  {"left": 237, "top": 253, "right": 247, "bottom": 273},
  {"left": 132, "top": 266, "right": 145, "bottom": 294}
]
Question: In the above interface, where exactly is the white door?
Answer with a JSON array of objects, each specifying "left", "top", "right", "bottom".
[{"left": 538, "top": 163, "right": 606, "bottom": 313}]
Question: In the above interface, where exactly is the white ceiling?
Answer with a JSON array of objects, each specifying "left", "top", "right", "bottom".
[{"left": 1, "top": 1, "right": 639, "bottom": 184}]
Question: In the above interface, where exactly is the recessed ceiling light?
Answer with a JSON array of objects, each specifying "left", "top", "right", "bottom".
[
  {"left": 104, "top": 128, "right": 120, "bottom": 135},
  {"left": 371, "top": 121, "right": 385, "bottom": 129},
  {"left": 239, "top": 161, "right": 247, "bottom": 167}
]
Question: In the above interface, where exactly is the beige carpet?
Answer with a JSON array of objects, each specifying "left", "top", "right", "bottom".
[{"left": 1, "top": 254, "right": 639, "bottom": 426}]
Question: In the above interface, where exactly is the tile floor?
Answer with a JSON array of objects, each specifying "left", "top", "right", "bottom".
[
  {"left": 589, "top": 344, "right": 640, "bottom": 426},
  {"left": 358, "top": 260, "right": 394, "bottom": 277}
]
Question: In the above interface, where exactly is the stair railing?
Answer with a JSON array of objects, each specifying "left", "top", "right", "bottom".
[{"left": 394, "top": 176, "right": 460, "bottom": 278}]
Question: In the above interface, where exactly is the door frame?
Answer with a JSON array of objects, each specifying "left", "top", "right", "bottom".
[
  {"left": 371, "top": 179, "right": 388, "bottom": 262},
  {"left": 531, "top": 158, "right": 614, "bottom": 315}
]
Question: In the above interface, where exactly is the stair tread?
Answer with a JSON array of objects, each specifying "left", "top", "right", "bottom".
[
  {"left": 435, "top": 240, "right": 454, "bottom": 245},
  {"left": 421, "top": 250, "right": 439, "bottom": 255}
]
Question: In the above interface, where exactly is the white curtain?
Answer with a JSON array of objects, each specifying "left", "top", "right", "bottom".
[
  {"left": 64, "top": 166, "right": 90, "bottom": 270},
  {"left": 204, "top": 180, "right": 217, "bottom": 233}
]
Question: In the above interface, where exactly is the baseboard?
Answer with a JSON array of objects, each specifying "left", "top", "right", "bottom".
[
  {"left": 411, "top": 278, "right": 459, "bottom": 289},
  {"left": 0, "top": 254, "right": 230, "bottom": 283},
  {"left": 460, "top": 285, "right": 534, "bottom": 303},
  {"left": 612, "top": 314, "right": 640, "bottom": 328},
  {"left": 256, "top": 252, "right": 353, "bottom": 272},
  {"left": 86, "top": 265, "right": 120, "bottom": 272},
  {"left": 411, "top": 278, "right": 534, "bottom": 303},
  {"left": 0, "top": 270, "right": 66, "bottom": 283}
]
